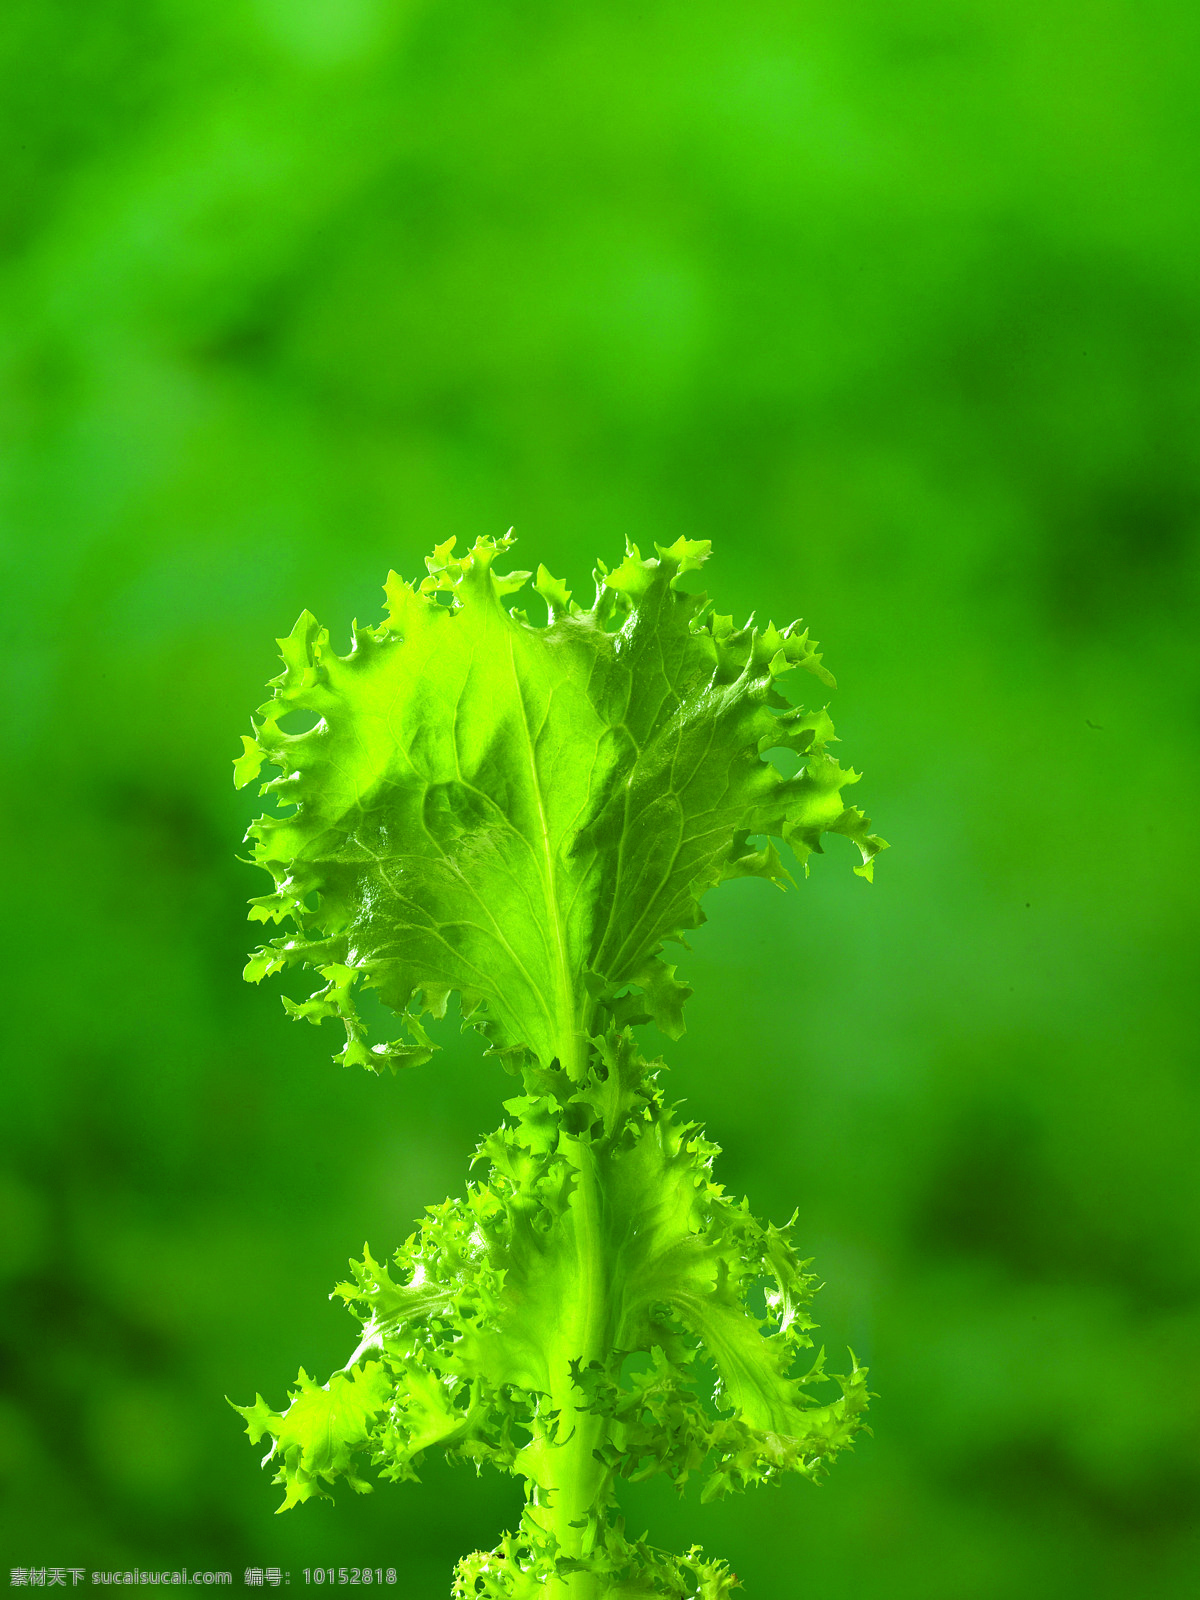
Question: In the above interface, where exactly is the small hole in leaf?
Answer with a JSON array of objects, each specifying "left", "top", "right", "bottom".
[{"left": 275, "top": 709, "right": 322, "bottom": 734}]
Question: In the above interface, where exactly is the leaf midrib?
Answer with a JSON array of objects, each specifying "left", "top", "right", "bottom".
[{"left": 507, "top": 631, "right": 578, "bottom": 1068}]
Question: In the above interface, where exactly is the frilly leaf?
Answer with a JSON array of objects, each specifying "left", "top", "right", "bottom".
[
  {"left": 235, "top": 533, "right": 883, "bottom": 1072},
  {"left": 451, "top": 1507, "right": 738, "bottom": 1599},
  {"left": 239, "top": 1040, "right": 868, "bottom": 1523},
  {"left": 230, "top": 1363, "right": 391, "bottom": 1511}
]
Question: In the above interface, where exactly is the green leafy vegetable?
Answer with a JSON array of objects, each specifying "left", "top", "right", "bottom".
[{"left": 232, "top": 535, "right": 883, "bottom": 1598}]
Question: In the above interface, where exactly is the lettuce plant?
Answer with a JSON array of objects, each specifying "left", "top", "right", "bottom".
[{"left": 232, "top": 534, "right": 883, "bottom": 1599}]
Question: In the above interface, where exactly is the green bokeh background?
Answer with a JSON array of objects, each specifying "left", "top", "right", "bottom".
[{"left": 2, "top": 2, "right": 1198, "bottom": 1595}]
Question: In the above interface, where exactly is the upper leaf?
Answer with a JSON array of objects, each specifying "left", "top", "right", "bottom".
[{"left": 237, "top": 534, "right": 883, "bottom": 1072}]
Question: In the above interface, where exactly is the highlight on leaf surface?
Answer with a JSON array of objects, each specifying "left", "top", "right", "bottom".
[{"left": 235, "top": 533, "right": 884, "bottom": 1075}]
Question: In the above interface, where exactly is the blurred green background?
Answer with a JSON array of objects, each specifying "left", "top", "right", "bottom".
[{"left": 2, "top": 1, "right": 1198, "bottom": 1595}]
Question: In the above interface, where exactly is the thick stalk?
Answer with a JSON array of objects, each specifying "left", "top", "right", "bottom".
[
  {"left": 524, "top": 1029, "right": 614, "bottom": 1599},
  {"left": 549, "top": 1158, "right": 609, "bottom": 1598}
]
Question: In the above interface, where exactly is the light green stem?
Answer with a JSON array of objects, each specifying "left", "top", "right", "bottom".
[{"left": 525, "top": 1029, "right": 613, "bottom": 1599}]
